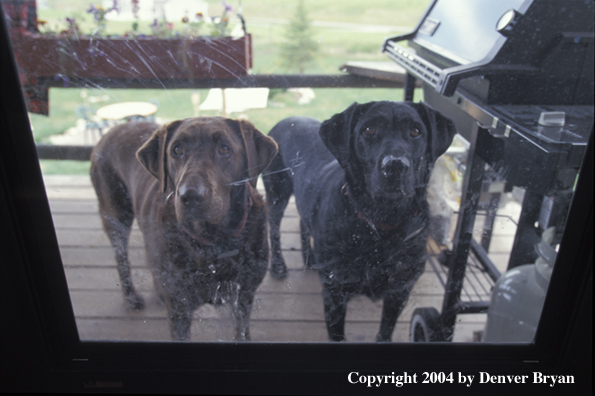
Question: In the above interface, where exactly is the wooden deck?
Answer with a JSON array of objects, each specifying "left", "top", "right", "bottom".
[{"left": 44, "top": 175, "right": 519, "bottom": 343}]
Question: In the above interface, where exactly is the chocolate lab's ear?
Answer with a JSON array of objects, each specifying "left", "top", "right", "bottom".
[
  {"left": 230, "top": 119, "right": 278, "bottom": 188},
  {"left": 136, "top": 120, "right": 183, "bottom": 193},
  {"left": 410, "top": 102, "right": 457, "bottom": 160},
  {"left": 319, "top": 102, "right": 375, "bottom": 168}
]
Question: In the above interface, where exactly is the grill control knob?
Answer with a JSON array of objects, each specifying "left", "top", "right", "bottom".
[{"left": 496, "top": 9, "right": 521, "bottom": 37}]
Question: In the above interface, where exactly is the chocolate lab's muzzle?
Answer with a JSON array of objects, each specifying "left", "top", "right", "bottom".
[
  {"left": 175, "top": 181, "right": 228, "bottom": 226},
  {"left": 178, "top": 182, "right": 210, "bottom": 208},
  {"left": 172, "top": 159, "right": 231, "bottom": 227}
]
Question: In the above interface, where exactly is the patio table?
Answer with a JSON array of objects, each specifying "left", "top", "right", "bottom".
[{"left": 96, "top": 101, "right": 158, "bottom": 121}]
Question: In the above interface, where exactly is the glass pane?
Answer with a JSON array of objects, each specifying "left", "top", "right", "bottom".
[{"left": 2, "top": 0, "right": 592, "bottom": 344}]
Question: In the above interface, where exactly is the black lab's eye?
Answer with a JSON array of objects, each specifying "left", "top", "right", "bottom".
[
  {"left": 364, "top": 126, "right": 376, "bottom": 136},
  {"left": 410, "top": 128, "right": 421, "bottom": 138},
  {"left": 218, "top": 143, "right": 230, "bottom": 156},
  {"left": 172, "top": 145, "right": 183, "bottom": 157}
]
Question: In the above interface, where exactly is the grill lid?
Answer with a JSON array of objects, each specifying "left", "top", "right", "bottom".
[{"left": 383, "top": 0, "right": 594, "bottom": 104}]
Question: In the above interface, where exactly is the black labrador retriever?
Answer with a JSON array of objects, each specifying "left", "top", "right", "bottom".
[
  {"left": 90, "top": 118, "right": 278, "bottom": 341},
  {"left": 263, "top": 101, "right": 456, "bottom": 342}
]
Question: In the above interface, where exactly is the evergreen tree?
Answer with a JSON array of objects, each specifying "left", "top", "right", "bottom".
[{"left": 280, "top": 0, "right": 319, "bottom": 74}]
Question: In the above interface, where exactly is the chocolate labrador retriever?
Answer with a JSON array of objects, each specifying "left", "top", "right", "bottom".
[
  {"left": 263, "top": 101, "right": 456, "bottom": 342},
  {"left": 90, "top": 118, "right": 278, "bottom": 341}
]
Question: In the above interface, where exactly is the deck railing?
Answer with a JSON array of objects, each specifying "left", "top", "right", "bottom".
[{"left": 35, "top": 70, "right": 408, "bottom": 161}]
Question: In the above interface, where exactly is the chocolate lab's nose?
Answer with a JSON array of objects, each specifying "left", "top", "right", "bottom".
[
  {"left": 178, "top": 183, "right": 209, "bottom": 207},
  {"left": 381, "top": 155, "right": 410, "bottom": 178}
]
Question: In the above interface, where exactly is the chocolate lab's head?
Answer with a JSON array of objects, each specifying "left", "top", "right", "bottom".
[
  {"left": 136, "top": 117, "right": 277, "bottom": 240},
  {"left": 319, "top": 101, "right": 456, "bottom": 201}
]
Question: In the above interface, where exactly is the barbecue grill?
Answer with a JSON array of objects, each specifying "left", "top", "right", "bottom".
[{"left": 382, "top": 0, "right": 594, "bottom": 341}]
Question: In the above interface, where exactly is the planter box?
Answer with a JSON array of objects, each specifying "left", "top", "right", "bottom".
[
  {"left": 13, "top": 34, "right": 252, "bottom": 81},
  {"left": 11, "top": 34, "right": 252, "bottom": 114}
]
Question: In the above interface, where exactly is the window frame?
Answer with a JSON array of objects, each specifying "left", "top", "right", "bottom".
[{"left": 0, "top": 6, "right": 592, "bottom": 394}]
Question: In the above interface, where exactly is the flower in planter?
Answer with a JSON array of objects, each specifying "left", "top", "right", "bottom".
[
  {"left": 210, "top": 1, "right": 234, "bottom": 37},
  {"left": 150, "top": 19, "right": 176, "bottom": 38},
  {"left": 222, "top": 1, "right": 234, "bottom": 13},
  {"left": 180, "top": 12, "right": 207, "bottom": 38},
  {"left": 87, "top": 0, "right": 119, "bottom": 36},
  {"left": 60, "top": 17, "right": 81, "bottom": 38},
  {"left": 143, "top": 1, "right": 237, "bottom": 39},
  {"left": 26, "top": 0, "right": 243, "bottom": 40},
  {"left": 36, "top": 19, "right": 53, "bottom": 35}
]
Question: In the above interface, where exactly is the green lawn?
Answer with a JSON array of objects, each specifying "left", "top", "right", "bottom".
[{"left": 31, "top": 0, "right": 429, "bottom": 174}]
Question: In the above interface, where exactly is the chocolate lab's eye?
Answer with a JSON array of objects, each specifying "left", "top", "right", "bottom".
[
  {"left": 364, "top": 126, "right": 376, "bottom": 136},
  {"left": 172, "top": 145, "right": 183, "bottom": 157},
  {"left": 410, "top": 128, "right": 421, "bottom": 138},
  {"left": 218, "top": 143, "right": 230, "bottom": 156}
]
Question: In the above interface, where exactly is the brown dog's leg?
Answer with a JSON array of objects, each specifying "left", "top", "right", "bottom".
[
  {"left": 231, "top": 287, "right": 256, "bottom": 341},
  {"left": 91, "top": 166, "right": 145, "bottom": 311},
  {"left": 108, "top": 216, "right": 145, "bottom": 311}
]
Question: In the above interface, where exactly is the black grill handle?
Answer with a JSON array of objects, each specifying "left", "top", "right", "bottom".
[{"left": 383, "top": 39, "right": 538, "bottom": 97}]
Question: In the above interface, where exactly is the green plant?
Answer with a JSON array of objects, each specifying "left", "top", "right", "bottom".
[
  {"left": 131, "top": 0, "right": 139, "bottom": 32},
  {"left": 280, "top": 0, "right": 319, "bottom": 74}
]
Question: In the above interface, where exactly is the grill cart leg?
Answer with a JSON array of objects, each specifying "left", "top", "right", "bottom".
[
  {"left": 508, "top": 190, "right": 543, "bottom": 269},
  {"left": 440, "top": 124, "right": 487, "bottom": 341}
]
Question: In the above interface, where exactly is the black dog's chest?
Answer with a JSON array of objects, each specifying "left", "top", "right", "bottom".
[
  {"left": 316, "top": 216, "right": 428, "bottom": 297},
  {"left": 344, "top": 211, "right": 427, "bottom": 246}
]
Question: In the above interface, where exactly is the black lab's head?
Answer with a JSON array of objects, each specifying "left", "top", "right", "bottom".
[
  {"left": 136, "top": 117, "right": 277, "bottom": 240},
  {"left": 319, "top": 101, "right": 456, "bottom": 200}
]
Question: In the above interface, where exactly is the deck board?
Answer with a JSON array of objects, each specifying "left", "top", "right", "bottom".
[{"left": 45, "top": 175, "right": 516, "bottom": 343}]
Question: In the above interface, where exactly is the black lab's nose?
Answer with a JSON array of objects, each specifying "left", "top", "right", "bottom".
[
  {"left": 178, "top": 184, "right": 208, "bottom": 207},
  {"left": 381, "top": 155, "right": 410, "bottom": 178}
]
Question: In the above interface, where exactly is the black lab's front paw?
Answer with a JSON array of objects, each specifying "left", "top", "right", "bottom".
[{"left": 270, "top": 258, "right": 288, "bottom": 279}]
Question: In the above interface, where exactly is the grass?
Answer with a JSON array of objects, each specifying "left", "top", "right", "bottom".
[
  {"left": 31, "top": 0, "right": 429, "bottom": 174},
  {"left": 39, "top": 160, "right": 92, "bottom": 175}
]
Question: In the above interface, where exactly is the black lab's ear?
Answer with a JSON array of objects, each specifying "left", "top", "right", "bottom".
[
  {"left": 409, "top": 102, "right": 457, "bottom": 160},
  {"left": 228, "top": 119, "right": 278, "bottom": 188},
  {"left": 319, "top": 102, "right": 375, "bottom": 168},
  {"left": 136, "top": 120, "right": 183, "bottom": 193}
]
